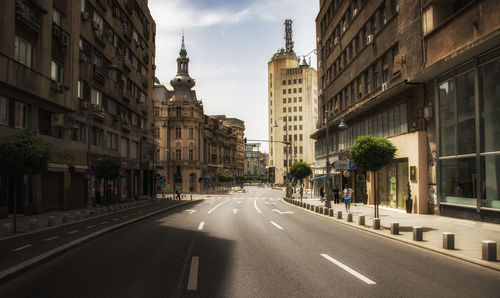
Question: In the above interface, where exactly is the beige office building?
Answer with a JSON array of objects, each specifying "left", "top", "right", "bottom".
[{"left": 268, "top": 22, "right": 318, "bottom": 186}]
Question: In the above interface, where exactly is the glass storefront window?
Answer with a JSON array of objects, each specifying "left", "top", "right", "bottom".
[
  {"left": 377, "top": 160, "right": 408, "bottom": 209},
  {"left": 481, "top": 155, "right": 500, "bottom": 209},
  {"left": 456, "top": 71, "right": 476, "bottom": 155},
  {"left": 439, "top": 158, "right": 477, "bottom": 206},
  {"left": 439, "top": 79, "right": 456, "bottom": 156},
  {"left": 479, "top": 59, "right": 500, "bottom": 152}
]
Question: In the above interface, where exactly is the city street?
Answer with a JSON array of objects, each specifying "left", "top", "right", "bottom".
[{"left": 0, "top": 186, "right": 499, "bottom": 297}]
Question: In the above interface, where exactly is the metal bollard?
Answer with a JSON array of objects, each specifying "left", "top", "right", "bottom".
[
  {"left": 329, "top": 208, "right": 334, "bottom": 217},
  {"left": 47, "top": 216, "right": 56, "bottom": 227},
  {"left": 319, "top": 207, "right": 323, "bottom": 214},
  {"left": 358, "top": 215, "right": 365, "bottom": 225},
  {"left": 324, "top": 208, "right": 329, "bottom": 215},
  {"left": 413, "top": 226, "right": 423, "bottom": 241},
  {"left": 347, "top": 213, "right": 353, "bottom": 222},
  {"left": 306, "top": 203, "right": 310, "bottom": 209},
  {"left": 373, "top": 218, "right": 381, "bottom": 229},
  {"left": 391, "top": 222, "right": 399, "bottom": 235},
  {"left": 310, "top": 204, "right": 315, "bottom": 211},
  {"left": 29, "top": 219, "right": 39, "bottom": 231},
  {"left": 337, "top": 210, "right": 342, "bottom": 219},
  {"left": 62, "top": 213, "right": 70, "bottom": 223},
  {"left": 482, "top": 240, "right": 497, "bottom": 261},
  {"left": 315, "top": 206, "right": 319, "bottom": 213},
  {"left": 442, "top": 232, "right": 455, "bottom": 249}
]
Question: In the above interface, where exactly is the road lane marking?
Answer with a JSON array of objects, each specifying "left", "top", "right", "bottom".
[
  {"left": 68, "top": 230, "right": 79, "bottom": 234},
  {"left": 100, "top": 221, "right": 108, "bottom": 224},
  {"left": 187, "top": 256, "right": 199, "bottom": 290},
  {"left": 232, "top": 209, "right": 240, "bottom": 214},
  {"left": 254, "top": 200, "right": 262, "bottom": 214},
  {"left": 44, "top": 236, "right": 59, "bottom": 241},
  {"left": 86, "top": 225, "right": 96, "bottom": 229},
  {"left": 272, "top": 209, "right": 294, "bottom": 214},
  {"left": 198, "top": 222, "right": 205, "bottom": 230},
  {"left": 186, "top": 210, "right": 196, "bottom": 214},
  {"left": 264, "top": 202, "right": 276, "bottom": 205},
  {"left": 270, "top": 221, "right": 283, "bottom": 230},
  {"left": 13, "top": 244, "right": 33, "bottom": 251},
  {"left": 112, "top": 218, "right": 120, "bottom": 221},
  {"left": 208, "top": 200, "right": 229, "bottom": 214},
  {"left": 320, "top": 254, "right": 376, "bottom": 285}
]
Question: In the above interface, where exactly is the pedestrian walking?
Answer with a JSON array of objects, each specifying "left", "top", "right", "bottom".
[
  {"left": 319, "top": 185, "right": 325, "bottom": 202},
  {"left": 175, "top": 188, "right": 182, "bottom": 200},
  {"left": 299, "top": 185, "right": 304, "bottom": 201},
  {"left": 333, "top": 185, "right": 340, "bottom": 204},
  {"left": 343, "top": 184, "right": 353, "bottom": 212}
]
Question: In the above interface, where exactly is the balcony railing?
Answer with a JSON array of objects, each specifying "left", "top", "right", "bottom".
[
  {"left": 93, "top": 65, "right": 107, "bottom": 84},
  {"left": 15, "top": 0, "right": 42, "bottom": 33}
]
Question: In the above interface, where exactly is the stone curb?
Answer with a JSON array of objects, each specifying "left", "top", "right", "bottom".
[
  {"left": 0, "top": 200, "right": 200, "bottom": 284},
  {"left": 0, "top": 199, "right": 175, "bottom": 242},
  {"left": 283, "top": 198, "right": 500, "bottom": 272}
]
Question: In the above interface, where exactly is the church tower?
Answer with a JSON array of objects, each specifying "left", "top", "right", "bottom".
[{"left": 170, "top": 35, "right": 196, "bottom": 91}]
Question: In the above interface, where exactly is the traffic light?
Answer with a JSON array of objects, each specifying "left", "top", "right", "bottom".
[
  {"left": 159, "top": 176, "right": 166, "bottom": 183},
  {"left": 244, "top": 137, "right": 247, "bottom": 145}
]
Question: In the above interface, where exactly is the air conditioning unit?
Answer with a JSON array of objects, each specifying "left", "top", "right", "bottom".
[
  {"left": 334, "top": 37, "right": 339, "bottom": 45},
  {"left": 381, "top": 82, "right": 388, "bottom": 91},
  {"left": 61, "top": 32, "right": 69, "bottom": 47},
  {"left": 366, "top": 34, "right": 374, "bottom": 45},
  {"left": 50, "top": 114, "right": 64, "bottom": 126},
  {"left": 51, "top": 81, "right": 64, "bottom": 93},
  {"left": 81, "top": 11, "right": 89, "bottom": 21}
]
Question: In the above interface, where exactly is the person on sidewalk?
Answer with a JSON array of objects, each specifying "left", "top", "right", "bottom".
[
  {"left": 319, "top": 185, "right": 325, "bottom": 202},
  {"left": 333, "top": 185, "right": 340, "bottom": 204},
  {"left": 175, "top": 188, "right": 182, "bottom": 200},
  {"left": 343, "top": 184, "right": 353, "bottom": 212}
]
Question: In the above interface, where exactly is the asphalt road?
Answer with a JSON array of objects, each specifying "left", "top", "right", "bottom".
[{"left": 1, "top": 186, "right": 499, "bottom": 297}]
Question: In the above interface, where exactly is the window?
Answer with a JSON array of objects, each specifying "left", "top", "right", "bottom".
[
  {"left": 78, "top": 80, "right": 84, "bottom": 99},
  {"left": 14, "top": 101, "right": 27, "bottom": 129},
  {"left": 299, "top": 116, "right": 303, "bottom": 121},
  {"left": 92, "top": 127, "right": 104, "bottom": 146},
  {"left": 190, "top": 108, "right": 194, "bottom": 118},
  {"left": 91, "top": 88, "right": 102, "bottom": 106},
  {"left": 282, "top": 80, "right": 286, "bottom": 85},
  {"left": 14, "top": 36, "right": 33, "bottom": 68},
  {"left": 189, "top": 127, "right": 194, "bottom": 139},
  {"left": 0, "top": 96, "right": 8, "bottom": 126},
  {"left": 51, "top": 60, "right": 63, "bottom": 82},
  {"left": 154, "top": 106, "right": 160, "bottom": 117},
  {"left": 107, "top": 132, "right": 118, "bottom": 150},
  {"left": 299, "top": 97, "right": 302, "bottom": 102},
  {"left": 120, "top": 137, "right": 128, "bottom": 157},
  {"left": 176, "top": 107, "right": 181, "bottom": 117},
  {"left": 93, "top": 12, "right": 104, "bottom": 35},
  {"left": 300, "top": 146, "right": 303, "bottom": 154},
  {"left": 299, "top": 106, "right": 302, "bottom": 112},
  {"left": 130, "top": 141, "right": 139, "bottom": 159},
  {"left": 53, "top": 8, "right": 61, "bottom": 26},
  {"left": 293, "top": 79, "right": 297, "bottom": 84},
  {"left": 283, "top": 107, "right": 286, "bottom": 113},
  {"left": 175, "top": 149, "right": 181, "bottom": 160},
  {"left": 299, "top": 88, "right": 302, "bottom": 93},
  {"left": 283, "top": 98, "right": 286, "bottom": 103},
  {"left": 294, "top": 107, "right": 297, "bottom": 112},
  {"left": 288, "top": 98, "right": 292, "bottom": 103},
  {"left": 294, "top": 116, "right": 297, "bottom": 121},
  {"left": 175, "top": 127, "right": 181, "bottom": 138},
  {"left": 293, "top": 88, "right": 297, "bottom": 93},
  {"left": 294, "top": 125, "right": 297, "bottom": 130},
  {"left": 288, "top": 80, "right": 291, "bottom": 84},
  {"left": 294, "top": 135, "right": 297, "bottom": 141},
  {"left": 299, "top": 79, "right": 302, "bottom": 84},
  {"left": 299, "top": 125, "right": 303, "bottom": 130},
  {"left": 189, "top": 149, "right": 193, "bottom": 161},
  {"left": 283, "top": 89, "right": 286, "bottom": 94},
  {"left": 288, "top": 89, "right": 291, "bottom": 94}
]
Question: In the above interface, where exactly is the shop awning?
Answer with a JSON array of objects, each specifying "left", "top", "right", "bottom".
[{"left": 309, "top": 175, "right": 326, "bottom": 182}]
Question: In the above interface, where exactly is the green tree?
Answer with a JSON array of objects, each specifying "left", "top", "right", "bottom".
[
  {"left": 0, "top": 131, "right": 50, "bottom": 230},
  {"left": 350, "top": 136, "right": 396, "bottom": 218},
  {"left": 290, "top": 161, "right": 312, "bottom": 201},
  {"left": 92, "top": 156, "right": 121, "bottom": 204}
]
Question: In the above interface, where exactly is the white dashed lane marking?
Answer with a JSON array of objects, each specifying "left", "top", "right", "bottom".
[
  {"left": 13, "top": 244, "right": 33, "bottom": 251},
  {"left": 321, "top": 254, "right": 376, "bottom": 285}
]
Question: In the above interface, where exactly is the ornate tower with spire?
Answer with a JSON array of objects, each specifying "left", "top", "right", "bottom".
[{"left": 170, "top": 35, "right": 195, "bottom": 91}]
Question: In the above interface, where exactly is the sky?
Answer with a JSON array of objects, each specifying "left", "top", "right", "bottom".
[{"left": 148, "top": 0, "right": 319, "bottom": 153}]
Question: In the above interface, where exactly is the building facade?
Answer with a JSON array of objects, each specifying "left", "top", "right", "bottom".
[
  {"left": 268, "top": 20, "right": 318, "bottom": 188},
  {"left": 152, "top": 39, "right": 245, "bottom": 194},
  {"left": 313, "top": 0, "right": 500, "bottom": 221},
  {"left": 0, "top": 0, "right": 156, "bottom": 216},
  {"left": 244, "top": 143, "right": 268, "bottom": 181}
]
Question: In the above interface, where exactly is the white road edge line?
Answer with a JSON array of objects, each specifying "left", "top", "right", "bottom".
[
  {"left": 198, "top": 221, "right": 205, "bottom": 230},
  {"left": 13, "top": 244, "right": 33, "bottom": 252},
  {"left": 270, "top": 221, "right": 283, "bottom": 230},
  {"left": 254, "top": 200, "right": 262, "bottom": 214},
  {"left": 44, "top": 236, "right": 59, "bottom": 241},
  {"left": 320, "top": 254, "right": 376, "bottom": 285},
  {"left": 187, "top": 256, "right": 199, "bottom": 290},
  {"left": 208, "top": 200, "right": 229, "bottom": 214}
]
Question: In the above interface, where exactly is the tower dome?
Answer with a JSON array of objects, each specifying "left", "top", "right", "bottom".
[{"left": 170, "top": 35, "right": 195, "bottom": 90}]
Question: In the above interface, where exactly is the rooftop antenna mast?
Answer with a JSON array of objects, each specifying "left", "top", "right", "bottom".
[{"left": 284, "top": 19, "right": 294, "bottom": 53}]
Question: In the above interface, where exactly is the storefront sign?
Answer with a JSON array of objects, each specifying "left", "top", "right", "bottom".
[{"left": 333, "top": 159, "right": 356, "bottom": 170}]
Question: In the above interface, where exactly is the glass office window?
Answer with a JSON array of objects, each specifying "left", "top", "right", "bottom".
[
  {"left": 439, "top": 79, "right": 456, "bottom": 156},
  {"left": 439, "top": 158, "right": 477, "bottom": 206},
  {"left": 479, "top": 59, "right": 500, "bottom": 152},
  {"left": 456, "top": 71, "right": 476, "bottom": 155}
]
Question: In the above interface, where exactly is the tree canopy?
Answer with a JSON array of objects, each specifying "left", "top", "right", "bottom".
[
  {"left": 92, "top": 157, "right": 121, "bottom": 179},
  {"left": 350, "top": 136, "right": 397, "bottom": 172},
  {"left": 289, "top": 161, "right": 312, "bottom": 182},
  {"left": 0, "top": 131, "right": 50, "bottom": 175}
]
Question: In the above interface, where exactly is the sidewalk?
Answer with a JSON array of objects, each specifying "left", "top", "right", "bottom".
[
  {"left": 288, "top": 193, "right": 500, "bottom": 271},
  {"left": 0, "top": 194, "right": 206, "bottom": 240}
]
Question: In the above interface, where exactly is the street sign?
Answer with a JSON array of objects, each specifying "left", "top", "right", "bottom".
[
  {"left": 83, "top": 169, "right": 94, "bottom": 180},
  {"left": 333, "top": 160, "right": 356, "bottom": 170}
]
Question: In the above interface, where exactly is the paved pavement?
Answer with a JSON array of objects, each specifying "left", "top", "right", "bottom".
[{"left": 287, "top": 192, "right": 500, "bottom": 271}]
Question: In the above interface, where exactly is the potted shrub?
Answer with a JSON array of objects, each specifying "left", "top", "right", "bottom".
[{"left": 406, "top": 181, "right": 413, "bottom": 213}]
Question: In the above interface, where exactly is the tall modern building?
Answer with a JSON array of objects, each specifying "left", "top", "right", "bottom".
[
  {"left": 153, "top": 38, "right": 245, "bottom": 193},
  {"left": 313, "top": 0, "right": 500, "bottom": 221},
  {"left": 268, "top": 20, "right": 318, "bottom": 187},
  {"left": 0, "top": 0, "right": 156, "bottom": 216}
]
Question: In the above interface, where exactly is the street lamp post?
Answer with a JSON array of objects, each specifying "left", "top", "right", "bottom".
[{"left": 274, "top": 116, "right": 292, "bottom": 197}]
